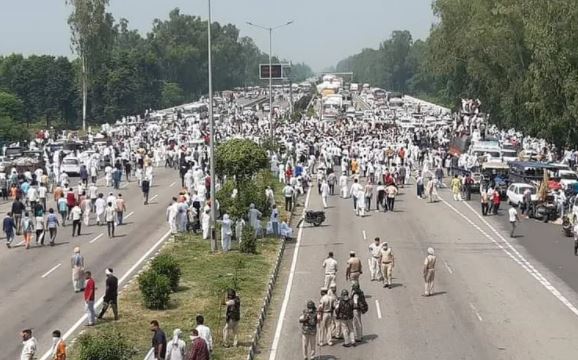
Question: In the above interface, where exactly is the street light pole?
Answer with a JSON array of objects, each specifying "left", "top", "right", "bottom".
[
  {"left": 268, "top": 27, "right": 273, "bottom": 137},
  {"left": 246, "top": 20, "right": 294, "bottom": 138},
  {"left": 207, "top": 0, "right": 217, "bottom": 252}
]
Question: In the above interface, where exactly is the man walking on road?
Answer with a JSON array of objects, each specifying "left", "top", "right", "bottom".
[
  {"left": 105, "top": 202, "right": 116, "bottom": 238},
  {"left": 71, "top": 247, "right": 85, "bottom": 292},
  {"left": 84, "top": 271, "right": 96, "bottom": 326},
  {"left": 322, "top": 251, "right": 338, "bottom": 289},
  {"left": 317, "top": 287, "right": 334, "bottom": 347},
  {"left": 321, "top": 178, "right": 330, "bottom": 209},
  {"left": 115, "top": 193, "right": 126, "bottom": 226},
  {"left": 508, "top": 204, "right": 519, "bottom": 238},
  {"left": 70, "top": 203, "right": 82, "bottom": 237},
  {"left": 423, "top": 247, "right": 437, "bottom": 296},
  {"left": 335, "top": 289, "right": 355, "bottom": 348},
  {"left": 98, "top": 268, "right": 119, "bottom": 320},
  {"left": 298, "top": 300, "right": 318, "bottom": 360},
  {"left": 381, "top": 242, "right": 395, "bottom": 288},
  {"left": 368, "top": 237, "right": 383, "bottom": 281},
  {"left": 12, "top": 197, "right": 25, "bottom": 235},
  {"left": 351, "top": 283, "right": 366, "bottom": 343},
  {"left": 3, "top": 212, "right": 15, "bottom": 248},
  {"left": 346, "top": 251, "right": 362, "bottom": 285}
]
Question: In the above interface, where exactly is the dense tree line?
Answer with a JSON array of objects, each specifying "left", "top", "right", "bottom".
[
  {"left": 336, "top": 0, "right": 578, "bottom": 147},
  {"left": 0, "top": 4, "right": 312, "bottom": 135}
]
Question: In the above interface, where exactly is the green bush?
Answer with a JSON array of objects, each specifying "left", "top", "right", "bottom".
[
  {"left": 217, "top": 169, "right": 275, "bottom": 220},
  {"left": 138, "top": 269, "right": 171, "bottom": 309},
  {"left": 77, "top": 328, "right": 136, "bottom": 360},
  {"left": 240, "top": 225, "right": 257, "bottom": 254},
  {"left": 150, "top": 254, "right": 182, "bottom": 292}
]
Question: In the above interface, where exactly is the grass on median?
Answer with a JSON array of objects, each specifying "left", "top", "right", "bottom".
[{"left": 70, "top": 234, "right": 281, "bottom": 360}]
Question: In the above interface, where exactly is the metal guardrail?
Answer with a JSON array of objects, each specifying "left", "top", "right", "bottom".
[{"left": 143, "top": 347, "right": 154, "bottom": 360}]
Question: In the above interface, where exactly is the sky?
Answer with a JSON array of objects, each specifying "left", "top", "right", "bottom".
[{"left": 0, "top": 0, "right": 435, "bottom": 71}]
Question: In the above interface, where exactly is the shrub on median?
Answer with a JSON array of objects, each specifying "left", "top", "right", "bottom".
[
  {"left": 240, "top": 224, "right": 257, "bottom": 254},
  {"left": 150, "top": 254, "right": 182, "bottom": 292},
  {"left": 77, "top": 328, "right": 136, "bottom": 360},
  {"left": 138, "top": 269, "right": 171, "bottom": 310}
]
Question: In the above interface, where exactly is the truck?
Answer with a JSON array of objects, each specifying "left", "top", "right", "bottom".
[{"left": 350, "top": 83, "right": 359, "bottom": 93}]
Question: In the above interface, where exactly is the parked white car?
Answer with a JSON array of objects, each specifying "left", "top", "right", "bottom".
[
  {"left": 506, "top": 183, "right": 538, "bottom": 206},
  {"left": 61, "top": 156, "right": 81, "bottom": 176}
]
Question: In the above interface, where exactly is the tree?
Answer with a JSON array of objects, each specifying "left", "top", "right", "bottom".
[
  {"left": 161, "top": 82, "right": 185, "bottom": 109},
  {"left": 66, "top": 0, "right": 116, "bottom": 127},
  {"left": 0, "top": 117, "right": 29, "bottom": 142},
  {"left": 216, "top": 139, "right": 268, "bottom": 185},
  {"left": 0, "top": 91, "right": 24, "bottom": 119}
]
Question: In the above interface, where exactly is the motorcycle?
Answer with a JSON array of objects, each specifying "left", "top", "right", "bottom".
[{"left": 297, "top": 210, "right": 326, "bottom": 227}]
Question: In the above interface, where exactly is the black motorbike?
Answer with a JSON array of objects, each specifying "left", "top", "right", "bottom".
[{"left": 297, "top": 210, "right": 326, "bottom": 227}]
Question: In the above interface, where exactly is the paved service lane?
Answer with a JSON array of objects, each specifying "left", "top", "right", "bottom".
[
  {"left": 0, "top": 167, "right": 179, "bottom": 359},
  {"left": 267, "top": 180, "right": 578, "bottom": 360}
]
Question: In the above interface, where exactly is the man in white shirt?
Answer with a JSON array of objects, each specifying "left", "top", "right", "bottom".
[
  {"left": 322, "top": 252, "right": 338, "bottom": 289},
  {"left": 27, "top": 186, "right": 38, "bottom": 210},
  {"left": 195, "top": 314, "right": 213, "bottom": 352},
  {"left": 320, "top": 179, "right": 330, "bottom": 209},
  {"left": 508, "top": 204, "right": 519, "bottom": 238},
  {"left": 368, "top": 237, "right": 383, "bottom": 281},
  {"left": 349, "top": 178, "right": 364, "bottom": 213},
  {"left": 71, "top": 204, "right": 82, "bottom": 237},
  {"left": 282, "top": 184, "right": 295, "bottom": 212},
  {"left": 38, "top": 183, "right": 47, "bottom": 210},
  {"left": 20, "top": 329, "right": 37, "bottom": 360}
]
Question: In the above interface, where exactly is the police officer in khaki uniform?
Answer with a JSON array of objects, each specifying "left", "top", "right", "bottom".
[
  {"left": 380, "top": 242, "right": 395, "bottom": 288},
  {"left": 299, "top": 300, "right": 318, "bottom": 360},
  {"left": 368, "top": 237, "right": 383, "bottom": 281},
  {"left": 317, "top": 287, "right": 335, "bottom": 346},
  {"left": 423, "top": 247, "right": 437, "bottom": 296},
  {"left": 322, "top": 251, "right": 338, "bottom": 289},
  {"left": 328, "top": 284, "right": 341, "bottom": 340},
  {"left": 345, "top": 251, "right": 362, "bottom": 285}
]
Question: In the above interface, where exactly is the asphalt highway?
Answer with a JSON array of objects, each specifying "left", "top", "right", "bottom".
[
  {"left": 0, "top": 167, "right": 180, "bottom": 359},
  {"left": 263, "top": 179, "right": 578, "bottom": 360}
]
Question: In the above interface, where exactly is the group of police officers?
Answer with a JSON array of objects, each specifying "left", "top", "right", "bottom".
[{"left": 298, "top": 236, "right": 437, "bottom": 359}]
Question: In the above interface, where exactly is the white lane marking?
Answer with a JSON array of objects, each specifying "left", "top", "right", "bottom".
[
  {"left": 269, "top": 186, "right": 312, "bottom": 360},
  {"left": 443, "top": 260, "right": 454, "bottom": 274},
  {"left": 375, "top": 300, "right": 382, "bottom": 319},
  {"left": 169, "top": 181, "right": 176, "bottom": 187},
  {"left": 150, "top": 194, "right": 158, "bottom": 201},
  {"left": 125, "top": 211, "right": 135, "bottom": 219},
  {"left": 89, "top": 234, "right": 103, "bottom": 244},
  {"left": 41, "top": 263, "right": 62, "bottom": 278},
  {"left": 440, "top": 197, "right": 578, "bottom": 317},
  {"left": 362, "top": 230, "right": 367, "bottom": 241},
  {"left": 38, "top": 229, "right": 172, "bottom": 360},
  {"left": 469, "top": 302, "right": 483, "bottom": 321}
]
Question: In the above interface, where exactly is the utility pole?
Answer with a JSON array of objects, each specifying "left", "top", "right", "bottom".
[{"left": 207, "top": 0, "right": 217, "bottom": 252}]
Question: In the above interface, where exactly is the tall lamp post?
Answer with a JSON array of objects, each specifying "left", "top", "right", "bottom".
[
  {"left": 207, "top": 0, "right": 217, "bottom": 252},
  {"left": 246, "top": 20, "right": 294, "bottom": 138}
]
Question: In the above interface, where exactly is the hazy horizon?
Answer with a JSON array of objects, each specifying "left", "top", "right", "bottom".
[{"left": 0, "top": 0, "right": 435, "bottom": 71}]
